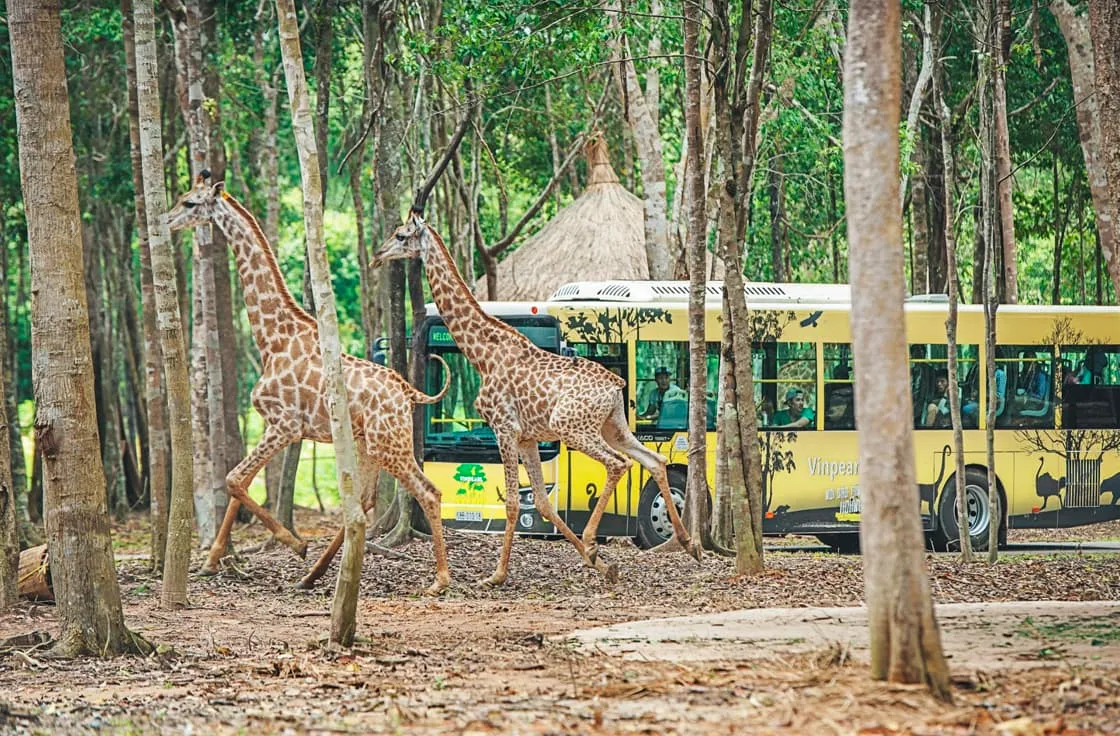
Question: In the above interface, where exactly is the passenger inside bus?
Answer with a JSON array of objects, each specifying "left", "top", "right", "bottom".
[
  {"left": 963, "top": 363, "right": 1005, "bottom": 425},
  {"left": 922, "top": 369, "right": 953, "bottom": 428},
  {"left": 1016, "top": 357, "right": 1051, "bottom": 416},
  {"left": 910, "top": 345, "right": 937, "bottom": 423},
  {"left": 771, "top": 387, "right": 815, "bottom": 429},
  {"left": 639, "top": 366, "right": 685, "bottom": 423}
]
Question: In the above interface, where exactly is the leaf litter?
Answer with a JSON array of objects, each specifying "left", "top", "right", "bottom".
[{"left": 0, "top": 508, "right": 1117, "bottom": 734}]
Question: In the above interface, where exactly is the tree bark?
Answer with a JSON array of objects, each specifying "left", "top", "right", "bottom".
[
  {"left": 274, "top": 0, "right": 364, "bottom": 646},
  {"left": 993, "top": 0, "right": 1018, "bottom": 303},
  {"left": 134, "top": 0, "right": 196, "bottom": 609},
  {"left": 1051, "top": 0, "right": 1118, "bottom": 296},
  {"left": 843, "top": 0, "right": 951, "bottom": 700},
  {"left": 911, "top": 136, "right": 931, "bottom": 294},
  {"left": 1086, "top": 0, "right": 1120, "bottom": 299},
  {"left": 10, "top": 0, "right": 145, "bottom": 652}
]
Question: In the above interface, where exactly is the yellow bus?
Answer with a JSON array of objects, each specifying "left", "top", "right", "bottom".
[{"left": 415, "top": 280, "right": 1120, "bottom": 552}]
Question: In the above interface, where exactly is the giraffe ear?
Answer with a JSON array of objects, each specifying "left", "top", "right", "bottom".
[{"left": 211, "top": 181, "right": 226, "bottom": 198}]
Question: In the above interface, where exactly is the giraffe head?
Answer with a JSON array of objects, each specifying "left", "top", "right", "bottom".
[
  {"left": 167, "top": 170, "right": 225, "bottom": 231},
  {"left": 371, "top": 209, "right": 429, "bottom": 267}
]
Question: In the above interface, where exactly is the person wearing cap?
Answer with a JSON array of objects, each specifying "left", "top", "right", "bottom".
[
  {"left": 771, "top": 387, "right": 815, "bottom": 429},
  {"left": 640, "top": 366, "right": 682, "bottom": 421}
]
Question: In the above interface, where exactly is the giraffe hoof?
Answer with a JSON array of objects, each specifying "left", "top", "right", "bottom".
[
  {"left": 293, "top": 578, "right": 315, "bottom": 591},
  {"left": 479, "top": 573, "right": 507, "bottom": 588},
  {"left": 686, "top": 539, "right": 703, "bottom": 563},
  {"left": 605, "top": 562, "right": 620, "bottom": 585},
  {"left": 294, "top": 538, "right": 309, "bottom": 559},
  {"left": 584, "top": 542, "right": 599, "bottom": 566},
  {"left": 198, "top": 564, "right": 220, "bottom": 577}
]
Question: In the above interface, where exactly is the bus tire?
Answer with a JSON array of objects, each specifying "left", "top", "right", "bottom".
[
  {"left": 936, "top": 469, "right": 1002, "bottom": 552},
  {"left": 815, "top": 533, "right": 861, "bottom": 554},
  {"left": 635, "top": 469, "right": 689, "bottom": 550}
]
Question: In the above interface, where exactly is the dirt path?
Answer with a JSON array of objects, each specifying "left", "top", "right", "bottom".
[
  {"left": 567, "top": 600, "right": 1120, "bottom": 671},
  {"left": 1, "top": 519, "right": 1119, "bottom": 734}
]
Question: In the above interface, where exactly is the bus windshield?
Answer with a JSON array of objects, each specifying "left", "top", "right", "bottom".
[{"left": 422, "top": 316, "right": 562, "bottom": 462}]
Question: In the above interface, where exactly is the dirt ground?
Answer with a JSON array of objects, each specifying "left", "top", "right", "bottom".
[{"left": 1, "top": 510, "right": 1119, "bottom": 735}]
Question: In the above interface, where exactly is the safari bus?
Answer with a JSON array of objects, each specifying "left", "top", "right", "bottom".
[{"left": 412, "top": 280, "right": 1120, "bottom": 552}]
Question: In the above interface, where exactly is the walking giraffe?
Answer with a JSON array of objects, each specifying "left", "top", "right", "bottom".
[
  {"left": 371, "top": 210, "right": 700, "bottom": 586},
  {"left": 166, "top": 172, "right": 454, "bottom": 595}
]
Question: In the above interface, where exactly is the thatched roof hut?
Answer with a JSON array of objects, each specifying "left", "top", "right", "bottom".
[{"left": 476, "top": 135, "right": 648, "bottom": 301}]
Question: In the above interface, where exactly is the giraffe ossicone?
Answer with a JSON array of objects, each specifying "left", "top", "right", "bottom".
[
  {"left": 166, "top": 174, "right": 455, "bottom": 596},
  {"left": 372, "top": 211, "right": 701, "bottom": 586}
]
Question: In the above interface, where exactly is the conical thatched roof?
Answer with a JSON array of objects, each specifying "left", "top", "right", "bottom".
[{"left": 475, "top": 135, "right": 648, "bottom": 301}]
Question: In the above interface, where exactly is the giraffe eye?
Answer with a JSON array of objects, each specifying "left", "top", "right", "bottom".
[
  {"left": 395, "top": 233, "right": 405, "bottom": 242},
  {"left": 184, "top": 202, "right": 197, "bottom": 209}
]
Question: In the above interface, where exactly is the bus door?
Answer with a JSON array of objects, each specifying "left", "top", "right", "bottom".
[{"left": 563, "top": 342, "right": 636, "bottom": 537}]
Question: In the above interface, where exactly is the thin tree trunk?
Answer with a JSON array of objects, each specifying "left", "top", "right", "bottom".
[
  {"left": 134, "top": 0, "right": 196, "bottom": 609},
  {"left": 936, "top": 71, "right": 972, "bottom": 562},
  {"left": 911, "top": 137, "right": 931, "bottom": 294},
  {"left": 1052, "top": 153, "right": 1068, "bottom": 305},
  {"left": 10, "top": 0, "right": 146, "bottom": 653},
  {"left": 843, "top": 0, "right": 951, "bottom": 700},
  {"left": 900, "top": 2, "right": 935, "bottom": 203},
  {"left": 0, "top": 330, "right": 14, "bottom": 608},
  {"left": 0, "top": 237, "right": 35, "bottom": 548},
  {"left": 993, "top": 0, "right": 1018, "bottom": 303},
  {"left": 768, "top": 151, "right": 786, "bottom": 281},
  {"left": 274, "top": 0, "right": 364, "bottom": 646},
  {"left": 682, "top": 0, "right": 710, "bottom": 547}
]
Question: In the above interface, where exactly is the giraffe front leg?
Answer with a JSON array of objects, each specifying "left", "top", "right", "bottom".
[{"left": 200, "top": 422, "right": 303, "bottom": 575}]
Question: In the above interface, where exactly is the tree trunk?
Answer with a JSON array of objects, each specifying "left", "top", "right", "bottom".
[
  {"left": 10, "top": 0, "right": 145, "bottom": 653},
  {"left": 911, "top": 137, "right": 931, "bottom": 294},
  {"left": 1051, "top": 0, "right": 1118, "bottom": 296},
  {"left": 134, "top": 0, "right": 196, "bottom": 609},
  {"left": 935, "top": 71, "right": 972, "bottom": 562},
  {"left": 710, "top": 0, "right": 773, "bottom": 573},
  {"left": 681, "top": 0, "right": 711, "bottom": 546},
  {"left": 0, "top": 331, "right": 14, "bottom": 608},
  {"left": 608, "top": 0, "right": 672, "bottom": 279},
  {"left": 900, "top": 2, "right": 935, "bottom": 204},
  {"left": 175, "top": 0, "right": 229, "bottom": 550},
  {"left": 843, "top": 0, "right": 951, "bottom": 700},
  {"left": 993, "top": 0, "right": 1018, "bottom": 303},
  {"left": 274, "top": 0, "right": 364, "bottom": 646},
  {"left": 1086, "top": 0, "right": 1120, "bottom": 300},
  {"left": 0, "top": 241, "right": 35, "bottom": 548},
  {"left": 768, "top": 150, "right": 786, "bottom": 281}
]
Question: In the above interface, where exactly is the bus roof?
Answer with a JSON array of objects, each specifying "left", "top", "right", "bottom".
[
  {"left": 548, "top": 280, "right": 853, "bottom": 304},
  {"left": 424, "top": 301, "right": 550, "bottom": 318}
]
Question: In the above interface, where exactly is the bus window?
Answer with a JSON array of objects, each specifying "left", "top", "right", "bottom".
[
  {"left": 911, "top": 344, "right": 978, "bottom": 429},
  {"left": 991, "top": 346, "right": 1054, "bottom": 428},
  {"left": 422, "top": 316, "right": 562, "bottom": 462},
  {"left": 1060, "top": 345, "right": 1120, "bottom": 428},
  {"left": 634, "top": 340, "right": 719, "bottom": 432},
  {"left": 824, "top": 343, "right": 855, "bottom": 430},
  {"left": 756, "top": 342, "right": 816, "bottom": 430}
]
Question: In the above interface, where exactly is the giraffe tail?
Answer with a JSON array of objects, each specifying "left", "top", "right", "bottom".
[{"left": 411, "top": 354, "right": 452, "bottom": 405}]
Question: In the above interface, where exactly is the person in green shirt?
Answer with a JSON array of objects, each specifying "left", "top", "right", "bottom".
[{"left": 772, "top": 387, "right": 815, "bottom": 429}]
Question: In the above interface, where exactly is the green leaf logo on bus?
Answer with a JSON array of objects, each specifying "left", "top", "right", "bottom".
[{"left": 453, "top": 463, "right": 487, "bottom": 497}]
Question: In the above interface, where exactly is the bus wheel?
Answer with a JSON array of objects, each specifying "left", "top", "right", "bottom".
[
  {"left": 635, "top": 470, "right": 687, "bottom": 550},
  {"left": 815, "top": 533, "right": 861, "bottom": 554},
  {"left": 936, "top": 469, "right": 1002, "bottom": 552}
]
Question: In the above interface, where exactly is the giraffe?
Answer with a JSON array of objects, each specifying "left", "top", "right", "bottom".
[
  {"left": 371, "top": 210, "right": 700, "bottom": 586},
  {"left": 166, "top": 172, "right": 454, "bottom": 595}
]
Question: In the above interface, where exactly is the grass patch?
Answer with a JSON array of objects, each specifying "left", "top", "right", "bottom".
[{"left": 1015, "top": 616, "right": 1120, "bottom": 646}]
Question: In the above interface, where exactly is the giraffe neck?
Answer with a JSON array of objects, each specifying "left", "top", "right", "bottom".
[
  {"left": 421, "top": 226, "right": 528, "bottom": 374},
  {"left": 212, "top": 195, "right": 316, "bottom": 354}
]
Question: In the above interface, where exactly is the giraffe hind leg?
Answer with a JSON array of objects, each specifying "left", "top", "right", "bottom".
[
  {"left": 518, "top": 440, "right": 615, "bottom": 583},
  {"left": 602, "top": 405, "right": 700, "bottom": 562}
]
